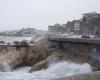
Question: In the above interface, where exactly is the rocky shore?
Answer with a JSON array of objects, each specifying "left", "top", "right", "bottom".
[
  {"left": 0, "top": 37, "right": 100, "bottom": 79},
  {"left": 0, "top": 37, "right": 51, "bottom": 71}
]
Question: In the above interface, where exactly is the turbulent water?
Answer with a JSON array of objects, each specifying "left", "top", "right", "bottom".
[
  {"left": 0, "top": 36, "right": 45, "bottom": 43},
  {"left": 0, "top": 36, "right": 33, "bottom": 43},
  {"left": 0, "top": 61, "right": 92, "bottom": 80}
]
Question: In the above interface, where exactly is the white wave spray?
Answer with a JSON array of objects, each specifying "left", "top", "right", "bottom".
[{"left": 0, "top": 61, "right": 92, "bottom": 80}]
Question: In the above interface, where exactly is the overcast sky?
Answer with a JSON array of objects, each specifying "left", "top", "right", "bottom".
[{"left": 0, "top": 0, "right": 100, "bottom": 31}]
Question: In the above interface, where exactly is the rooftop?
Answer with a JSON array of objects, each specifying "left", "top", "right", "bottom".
[{"left": 83, "top": 12, "right": 100, "bottom": 15}]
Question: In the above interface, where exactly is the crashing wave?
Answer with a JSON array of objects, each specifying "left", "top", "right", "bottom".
[{"left": 0, "top": 61, "right": 92, "bottom": 80}]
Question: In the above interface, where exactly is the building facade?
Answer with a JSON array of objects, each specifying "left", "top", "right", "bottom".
[
  {"left": 83, "top": 12, "right": 100, "bottom": 21},
  {"left": 48, "top": 23, "right": 66, "bottom": 34},
  {"left": 48, "top": 12, "right": 100, "bottom": 35}
]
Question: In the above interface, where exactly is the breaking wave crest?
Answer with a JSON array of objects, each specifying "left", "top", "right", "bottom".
[{"left": 0, "top": 61, "right": 92, "bottom": 80}]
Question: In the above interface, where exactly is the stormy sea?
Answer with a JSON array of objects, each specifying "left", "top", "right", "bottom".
[{"left": 0, "top": 61, "right": 92, "bottom": 80}]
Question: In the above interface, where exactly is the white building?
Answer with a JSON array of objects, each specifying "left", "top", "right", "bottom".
[
  {"left": 73, "top": 20, "right": 80, "bottom": 34},
  {"left": 83, "top": 12, "right": 100, "bottom": 20}
]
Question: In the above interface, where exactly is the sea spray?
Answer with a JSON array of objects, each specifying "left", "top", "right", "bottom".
[
  {"left": 3, "top": 62, "right": 11, "bottom": 72},
  {"left": 0, "top": 62, "right": 11, "bottom": 72},
  {"left": 0, "top": 61, "right": 92, "bottom": 80},
  {"left": 32, "top": 61, "right": 92, "bottom": 78}
]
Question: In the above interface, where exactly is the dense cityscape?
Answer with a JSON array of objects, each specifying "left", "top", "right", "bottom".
[{"left": 49, "top": 12, "right": 100, "bottom": 35}]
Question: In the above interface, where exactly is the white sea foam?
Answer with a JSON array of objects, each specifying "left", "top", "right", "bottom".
[
  {"left": 0, "top": 36, "right": 33, "bottom": 43},
  {"left": 0, "top": 61, "right": 92, "bottom": 80}
]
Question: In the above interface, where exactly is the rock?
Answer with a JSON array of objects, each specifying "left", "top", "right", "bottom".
[
  {"left": 23, "top": 38, "right": 52, "bottom": 66},
  {"left": 30, "top": 49, "right": 91, "bottom": 72},
  {"left": 29, "top": 50, "right": 69, "bottom": 72},
  {"left": 0, "top": 47, "right": 25, "bottom": 71},
  {"left": 0, "top": 38, "right": 52, "bottom": 71},
  {"left": 29, "top": 59, "right": 47, "bottom": 72}
]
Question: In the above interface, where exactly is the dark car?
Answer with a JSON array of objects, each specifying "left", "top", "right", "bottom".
[{"left": 81, "top": 35, "right": 90, "bottom": 38}]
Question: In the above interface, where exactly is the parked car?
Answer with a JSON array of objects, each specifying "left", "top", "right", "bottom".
[{"left": 81, "top": 34, "right": 90, "bottom": 38}]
